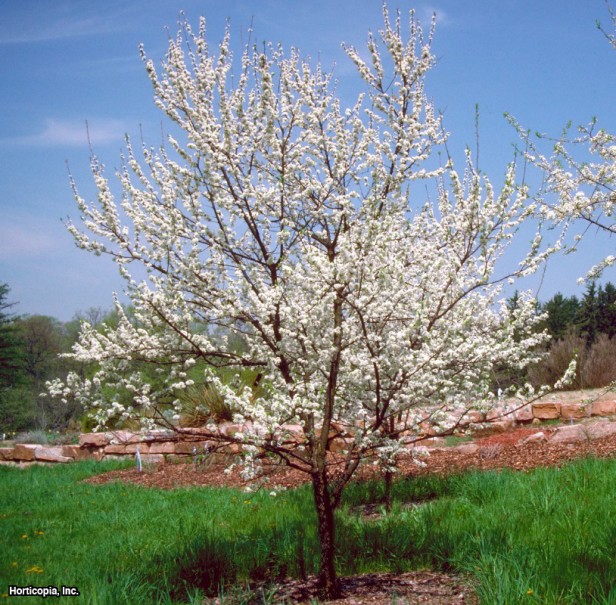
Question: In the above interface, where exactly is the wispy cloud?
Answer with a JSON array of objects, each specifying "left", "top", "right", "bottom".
[
  {"left": 0, "top": 216, "right": 62, "bottom": 261},
  {"left": 0, "top": 17, "right": 112, "bottom": 45},
  {"left": 0, "top": 3, "right": 134, "bottom": 45},
  {"left": 2, "top": 118, "right": 127, "bottom": 148},
  {"left": 419, "top": 6, "right": 452, "bottom": 28}
]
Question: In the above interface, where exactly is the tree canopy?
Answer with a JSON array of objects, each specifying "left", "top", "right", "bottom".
[{"left": 47, "top": 9, "right": 573, "bottom": 596}]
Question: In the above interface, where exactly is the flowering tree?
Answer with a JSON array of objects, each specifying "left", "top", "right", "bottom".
[
  {"left": 510, "top": 5, "right": 616, "bottom": 283},
  {"left": 511, "top": 118, "right": 616, "bottom": 281},
  {"left": 51, "top": 9, "right": 555, "bottom": 596}
]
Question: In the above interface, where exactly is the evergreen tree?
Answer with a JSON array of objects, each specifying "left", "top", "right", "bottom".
[
  {"left": 578, "top": 282, "right": 600, "bottom": 346},
  {"left": 0, "top": 284, "right": 25, "bottom": 389},
  {"left": 541, "top": 292, "right": 580, "bottom": 340},
  {"left": 0, "top": 284, "right": 30, "bottom": 432},
  {"left": 597, "top": 282, "right": 616, "bottom": 338}
]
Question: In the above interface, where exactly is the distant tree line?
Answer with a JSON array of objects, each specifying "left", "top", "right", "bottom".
[
  {"left": 540, "top": 282, "right": 616, "bottom": 345},
  {"left": 0, "top": 283, "right": 118, "bottom": 434}
]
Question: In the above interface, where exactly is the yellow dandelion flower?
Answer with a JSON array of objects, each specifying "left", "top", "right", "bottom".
[
  {"left": 21, "top": 534, "right": 28, "bottom": 539},
  {"left": 25, "top": 566, "right": 44, "bottom": 574},
  {"left": 527, "top": 589, "right": 534, "bottom": 595}
]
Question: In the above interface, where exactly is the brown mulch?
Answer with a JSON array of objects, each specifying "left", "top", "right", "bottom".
[
  {"left": 85, "top": 425, "right": 616, "bottom": 492},
  {"left": 84, "top": 424, "right": 616, "bottom": 604},
  {"left": 240, "top": 570, "right": 478, "bottom": 605}
]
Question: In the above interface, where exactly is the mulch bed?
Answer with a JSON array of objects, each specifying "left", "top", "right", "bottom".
[
  {"left": 243, "top": 570, "right": 478, "bottom": 605},
  {"left": 85, "top": 426, "right": 616, "bottom": 491}
]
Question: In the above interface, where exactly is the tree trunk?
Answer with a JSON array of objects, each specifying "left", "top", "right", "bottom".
[
  {"left": 384, "top": 469, "right": 393, "bottom": 513},
  {"left": 312, "top": 466, "right": 340, "bottom": 598},
  {"left": 297, "top": 525, "right": 306, "bottom": 581}
]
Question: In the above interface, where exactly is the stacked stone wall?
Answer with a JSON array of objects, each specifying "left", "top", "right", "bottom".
[{"left": 1, "top": 396, "right": 614, "bottom": 465}]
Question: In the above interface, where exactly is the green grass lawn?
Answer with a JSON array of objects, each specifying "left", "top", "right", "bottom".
[{"left": 2, "top": 456, "right": 616, "bottom": 604}]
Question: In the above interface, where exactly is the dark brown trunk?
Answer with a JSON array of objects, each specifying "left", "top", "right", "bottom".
[
  {"left": 297, "top": 525, "right": 306, "bottom": 581},
  {"left": 384, "top": 469, "right": 393, "bottom": 513},
  {"left": 312, "top": 467, "right": 340, "bottom": 598},
  {"left": 383, "top": 417, "right": 395, "bottom": 512}
]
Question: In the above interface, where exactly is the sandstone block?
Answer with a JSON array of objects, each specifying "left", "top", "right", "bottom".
[
  {"left": 458, "top": 410, "right": 485, "bottom": 426},
  {"left": 13, "top": 444, "right": 39, "bottom": 461},
  {"left": 178, "top": 427, "right": 215, "bottom": 439},
  {"left": 79, "top": 433, "right": 110, "bottom": 447},
  {"left": 452, "top": 443, "right": 479, "bottom": 455},
  {"left": 514, "top": 405, "right": 534, "bottom": 423},
  {"left": 138, "top": 454, "right": 165, "bottom": 464},
  {"left": 148, "top": 442, "right": 176, "bottom": 455},
  {"left": 330, "top": 421, "right": 350, "bottom": 435},
  {"left": 104, "top": 444, "right": 130, "bottom": 455},
  {"left": 419, "top": 422, "right": 437, "bottom": 437},
  {"left": 107, "top": 430, "right": 141, "bottom": 444},
  {"left": 175, "top": 441, "right": 203, "bottom": 454},
  {"left": 532, "top": 402, "right": 561, "bottom": 420},
  {"left": 468, "top": 410, "right": 486, "bottom": 423},
  {"left": 142, "top": 429, "right": 175, "bottom": 441},
  {"left": 0, "top": 447, "right": 15, "bottom": 460},
  {"left": 60, "top": 445, "right": 78, "bottom": 459},
  {"left": 282, "top": 423, "right": 304, "bottom": 432},
  {"left": 87, "top": 448, "right": 104, "bottom": 461},
  {"left": 489, "top": 419, "right": 514, "bottom": 433},
  {"left": 107, "top": 443, "right": 149, "bottom": 455},
  {"left": 471, "top": 419, "right": 513, "bottom": 436},
  {"left": 486, "top": 407, "right": 506, "bottom": 422},
  {"left": 590, "top": 400, "right": 616, "bottom": 416},
  {"left": 34, "top": 447, "right": 71, "bottom": 463},
  {"left": 560, "top": 403, "right": 589, "bottom": 420},
  {"left": 549, "top": 425, "right": 586, "bottom": 444},
  {"left": 61, "top": 445, "right": 95, "bottom": 460},
  {"left": 517, "top": 431, "right": 546, "bottom": 446},
  {"left": 582, "top": 420, "right": 616, "bottom": 440}
]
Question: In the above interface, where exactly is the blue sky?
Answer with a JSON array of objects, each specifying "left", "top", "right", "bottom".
[{"left": 1, "top": 0, "right": 615, "bottom": 321}]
